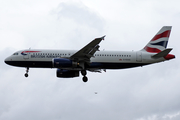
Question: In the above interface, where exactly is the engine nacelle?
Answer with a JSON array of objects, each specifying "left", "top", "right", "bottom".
[
  {"left": 53, "top": 58, "right": 77, "bottom": 68},
  {"left": 56, "top": 69, "right": 79, "bottom": 78}
]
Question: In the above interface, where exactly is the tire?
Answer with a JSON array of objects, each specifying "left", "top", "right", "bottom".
[
  {"left": 82, "top": 76, "right": 88, "bottom": 82},
  {"left": 25, "top": 73, "right": 28, "bottom": 77}
]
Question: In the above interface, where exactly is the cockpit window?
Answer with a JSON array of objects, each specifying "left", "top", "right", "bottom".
[{"left": 13, "top": 53, "right": 18, "bottom": 55}]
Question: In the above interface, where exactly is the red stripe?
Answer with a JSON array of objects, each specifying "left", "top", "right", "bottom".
[
  {"left": 144, "top": 46, "right": 161, "bottom": 53},
  {"left": 151, "top": 30, "right": 171, "bottom": 41},
  {"left": 164, "top": 54, "right": 175, "bottom": 60},
  {"left": 24, "top": 51, "right": 41, "bottom": 53}
]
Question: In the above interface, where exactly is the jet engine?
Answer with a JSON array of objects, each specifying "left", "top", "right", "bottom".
[
  {"left": 53, "top": 58, "right": 77, "bottom": 68},
  {"left": 56, "top": 69, "right": 79, "bottom": 78}
]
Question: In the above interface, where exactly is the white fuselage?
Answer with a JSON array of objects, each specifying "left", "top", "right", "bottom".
[{"left": 5, "top": 49, "right": 165, "bottom": 70}]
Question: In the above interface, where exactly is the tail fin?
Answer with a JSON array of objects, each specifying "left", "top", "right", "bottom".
[{"left": 141, "top": 26, "right": 172, "bottom": 53}]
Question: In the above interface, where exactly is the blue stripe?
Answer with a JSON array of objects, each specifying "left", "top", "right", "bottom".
[
  {"left": 89, "top": 62, "right": 148, "bottom": 69},
  {"left": 150, "top": 41, "right": 168, "bottom": 48},
  {"left": 5, "top": 61, "right": 148, "bottom": 69}
]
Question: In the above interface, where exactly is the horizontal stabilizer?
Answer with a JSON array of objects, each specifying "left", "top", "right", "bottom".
[{"left": 152, "top": 48, "right": 172, "bottom": 59}]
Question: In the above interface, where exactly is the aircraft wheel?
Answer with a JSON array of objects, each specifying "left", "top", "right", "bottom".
[
  {"left": 82, "top": 76, "right": 88, "bottom": 82},
  {"left": 25, "top": 73, "right": 28, "bottom": 77}
]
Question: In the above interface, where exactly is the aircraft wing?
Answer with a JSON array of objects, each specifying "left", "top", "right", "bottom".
[{"left": 70, "top": 36, "right": 105, "bottom": 63}]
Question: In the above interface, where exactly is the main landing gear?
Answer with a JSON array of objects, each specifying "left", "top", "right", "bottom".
[
  {"left": 24, "top": 67, "right": 29, "bottom": 77},
  {"left": 81, "top": 70, "right": 88, "bottom": 82}
]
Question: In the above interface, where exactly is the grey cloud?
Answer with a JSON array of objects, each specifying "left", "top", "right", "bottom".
[
  {"left": 47, "top": 2, "right": 106, "bottom": 50},
  {"left": 56, "top": 2, "right": 104, "bottom": 31}
]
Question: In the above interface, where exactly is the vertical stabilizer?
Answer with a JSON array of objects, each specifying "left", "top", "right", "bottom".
[{"left": 141, "top": 26, "right": 172, "bottom": 53}]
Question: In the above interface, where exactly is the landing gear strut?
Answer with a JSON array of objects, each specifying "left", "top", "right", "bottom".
[
  {"left": 24, "top": 67, "right": 29, "bottom": 77},
  {"left": 81, "top": 70, "right": 88, "bottom": 82}
]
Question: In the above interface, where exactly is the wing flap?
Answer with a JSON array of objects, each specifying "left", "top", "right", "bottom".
[{"left": 70, "top": 36, "right": 105, "bottom": 62}]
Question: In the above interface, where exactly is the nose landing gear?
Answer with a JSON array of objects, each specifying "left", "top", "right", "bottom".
[
  {"left": 81, "top": 70, "right": 88, "bottom": 82},
  {"left": 24, "top": 67, "right": 29, "bottom": 77}
]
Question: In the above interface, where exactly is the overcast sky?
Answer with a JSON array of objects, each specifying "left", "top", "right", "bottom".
[{"left": 0, "top": 0, "right": 180, "bottom": 120}]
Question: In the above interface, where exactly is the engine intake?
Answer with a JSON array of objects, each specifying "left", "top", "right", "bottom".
[{"left": 56, "top": 69, "right": 79, "bottom": 78}]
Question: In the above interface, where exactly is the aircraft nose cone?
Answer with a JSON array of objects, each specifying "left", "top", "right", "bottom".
[
  {"left": 4, "top": 57, "right": 11, "bottom": 65},
  {"left": 4, "top": 59, "right": 8, "bottom": 64}
]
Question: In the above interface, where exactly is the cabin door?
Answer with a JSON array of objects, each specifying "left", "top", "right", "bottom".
[{"left": 136, "top": 51, "right": 142, "bottom": 62}]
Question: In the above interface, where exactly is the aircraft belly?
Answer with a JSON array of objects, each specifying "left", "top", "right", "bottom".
[
  {"left": 89, "top": 62, "right": 148, "bottom": 69},
  {"left": 6, "top": 61, "right": 53, "bottom": 68}
]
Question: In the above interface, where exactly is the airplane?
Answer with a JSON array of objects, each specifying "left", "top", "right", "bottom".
[{"left": 4, "top": 26, "right": 175, "bottom": 82}]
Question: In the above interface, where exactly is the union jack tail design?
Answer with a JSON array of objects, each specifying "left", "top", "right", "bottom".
[{"left": 141, "top": 26, "right": 172, "bottom": 53}]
